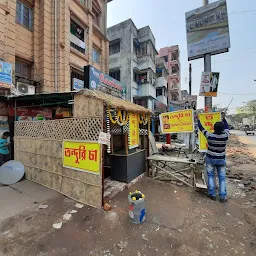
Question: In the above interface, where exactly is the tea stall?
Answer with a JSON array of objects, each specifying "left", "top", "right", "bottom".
[{"left": 14, "top": 89, "right": 151, "bottom": 208}]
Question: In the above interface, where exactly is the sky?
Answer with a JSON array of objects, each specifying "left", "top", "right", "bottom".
[{"left": 107, "top": 0, "right": 256, "bottom": 114}]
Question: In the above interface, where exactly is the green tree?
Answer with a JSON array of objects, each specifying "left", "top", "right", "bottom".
[
  {"left": 239, "top": 100, "right": 256, "bottom": 128},
  {"left": 228, "top": 113, "right": 246, "bottom": 125}
]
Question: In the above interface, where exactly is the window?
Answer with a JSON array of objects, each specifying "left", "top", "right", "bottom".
[
  {"left": 171, "top": 52, "right": 178, "bottom": 61},
  {"left": 171, "top": 64, "right": 179, "bottom": 74},
  {"left": 133, "top": 39, "right": 140, "bottom": 56},
  {"left": 15, "top": 59, "right": 32, "bottom": 83},
  {"left": 92, "top": 7, "right": 101, "bottom": 27},
  {"left": 163, "top": 55, "right": 168, "bottom": 62},
  {"left": 133, "top": 71, "right": 139, "bottom": 83},
  {"left": 157, "top": 88, "right": 162, "bottom": 97},
  {"left": 16, "top": 1, "right": 33, "bottom": 29},
  {"left": 70, "top": 19, "right": 86, "bottom": 54},
  {"left": 109, "top": 41, "right": 120, "bottom": 55},
  {"left": 140, "top": 42, "right": 148, "bottom": 56},
  {"left": 109, "top": 70, "right": 120, "bottom": 81},
  {"left": 92, "top": 48, "right": 100, "bottom": 64},
  {"left": 70, "top": 67, "right": 84, "bottom": 90},
  {"left": 138, "top": 72, "right": 147, "bottom": 84},
  {"left": 92, "top": 0, "right": 101, "bottom": 27}
]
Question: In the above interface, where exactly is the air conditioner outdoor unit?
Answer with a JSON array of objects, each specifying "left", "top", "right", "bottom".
[{"left": 16, "top": 82, "right": 35, "bottom": 95}]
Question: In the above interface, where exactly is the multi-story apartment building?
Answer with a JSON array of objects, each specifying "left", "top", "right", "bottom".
[
  {"left": 0, "top": 0, "right": 111, "bottom": 94},
  {"left": 155, "top": 56, "right": 168, "bottom": 107},
  {"left": 107, "top": 19, "right": 167, "bottom": 112},
  {"left": 159, "top": 45, "right": 181, "bottom": 107}
]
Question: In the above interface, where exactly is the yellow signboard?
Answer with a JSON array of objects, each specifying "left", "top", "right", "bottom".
[
  {"left": 63, "top": 141, "right": 101, "bottom": 175},
  {"left": 159, "top": 109, "right": 194, "bottom": 134},
  {"left": 129, "top": 113, "right": 139, "bottom": 149},
  {"left": 199, "top": 112, "right": 221, "bottom": 152}
]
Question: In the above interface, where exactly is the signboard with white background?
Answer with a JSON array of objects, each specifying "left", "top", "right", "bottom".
[{"left": 185, "top": 0, "right": 230, "bottom": 61}]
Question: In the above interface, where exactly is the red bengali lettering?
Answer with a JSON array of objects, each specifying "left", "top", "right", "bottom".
[{"left": 89, "top": 149, "right": 98, "bottom": 162}]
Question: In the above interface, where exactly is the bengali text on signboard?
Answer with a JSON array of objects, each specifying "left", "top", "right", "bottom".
[
  {"left": 199, "top": 112, "right": 221, "bottom": 152},
  {"left": 185, "top": 0, "right": 230, "bottom": 61},
  {"left": 159, "top": 109, "right": 194, "bottom": 134},
  {"left": 129, "top": 113, "right": 139, "bottom": 149},
  {"left": 63, "top": 141, "right": 101, "bottom": 174}
]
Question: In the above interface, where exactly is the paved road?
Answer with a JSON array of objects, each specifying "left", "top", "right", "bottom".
[
  {"left": 0, "top": 180, "right": 59, "bottom": 222},
  {"left": 231, "top": 130, "right": 256, "bottom": 144},
  {"left": 231, "top": 130, "right": 256, "bottom": 157}
]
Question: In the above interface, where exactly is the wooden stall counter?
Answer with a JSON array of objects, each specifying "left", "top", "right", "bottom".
[{"left": 110, "top": 149, "right": 145, "bottom": 183}]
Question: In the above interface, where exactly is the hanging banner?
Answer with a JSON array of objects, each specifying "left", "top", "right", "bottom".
[
  {"left": 198, "top": 112, "right": 221, "bottom": 152},
  {"left": 159, "top": 109, "right": 194, "bottom": 134},
  {"left": 199, "top": 72, "right": 220, "bottom": 97},
  {"left": 129, "top": 113, "right": 139, "bottom": 149},
  {"left": 63, "top": 141, "right": 101, "bottom": 175}
]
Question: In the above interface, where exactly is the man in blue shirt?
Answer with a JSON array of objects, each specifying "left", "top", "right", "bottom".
[
  {"left": 197, "top": 113, "right": 229, "bottom": 203},
  {"left": 0, "top": 131, "right": 11, "bottom": 165}
]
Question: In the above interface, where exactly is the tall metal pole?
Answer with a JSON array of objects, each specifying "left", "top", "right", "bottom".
[
  {"left": 189, "top": 63, "right": 192, "bottom": 96},
  {"left": 203, "top": 0, "right": 212, "bottom": 112},
  {"left": 189, "top": 63, "right": 192, "bottom": 150}
]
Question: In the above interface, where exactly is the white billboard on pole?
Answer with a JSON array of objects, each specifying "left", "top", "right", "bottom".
[{"left": 185, "top": 0, "right": 230, "bottom": 61}]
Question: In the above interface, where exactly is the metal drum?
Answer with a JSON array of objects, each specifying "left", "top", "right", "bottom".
[{"left": 128, "top": 190, "right": 146, "bottom": 224}]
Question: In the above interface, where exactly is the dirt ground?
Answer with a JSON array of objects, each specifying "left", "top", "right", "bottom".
[{"left": 0, "top": 134, "right": 255, "bottom": 256}]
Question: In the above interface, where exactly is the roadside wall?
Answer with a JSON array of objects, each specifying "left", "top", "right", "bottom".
[{"left": 14, "top": 116, "right": 103, "bottom": 208}]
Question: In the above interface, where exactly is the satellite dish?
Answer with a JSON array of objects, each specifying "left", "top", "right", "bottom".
[{"left": 0, "top": 160, "right": 25, "bottom": 185}]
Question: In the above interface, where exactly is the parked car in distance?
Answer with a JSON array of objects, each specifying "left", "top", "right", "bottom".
[{"left": 244, "top": 125, "right": 255, "bottom": 135}]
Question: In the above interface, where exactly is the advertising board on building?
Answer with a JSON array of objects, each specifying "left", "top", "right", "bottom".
[
  {"left": 84, "top": 65, "right": 126, "bottom": 99},
  {"left": 199, "top": 72, "right": 219, "bottom": 97},
  {"left": 153, "top": 99, "right": 167, "bottom": 114},
  {"left": 198, "top": 112, "right": 221, "bottom": 151},
  {"left": 159, "top": 109, "right": 194, "bottom": 134},
  {"left": 63, "top": 140, "right": 101, "bottom": 175},
  {"left": 129, "top": 113, "right": 139, "bottom": 149},
  {"left": 9, "top": 106, "right": 52, "bottom": 120},
  {"left": 185, "top": 0, "right": 230, "bottom": 61},
  {"left": 184, "top": 95, "right": 197, "bottom": 110},
  {"left": 0, "top": 61, "right": 12, "bottom": 89},
  {"left": 72, "top": 78, "right": 84, "bottom": 91}
]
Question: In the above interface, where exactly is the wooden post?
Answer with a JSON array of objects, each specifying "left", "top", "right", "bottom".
[
  {"left": 111, "top": 134, "right": 114, "bottom": 153},
  {"left": 125, "top": 133, "right": 129, "bottom": 156},
  {"left": 146, "top": 114, "right": 151, "bottom": 176},
  {"left": 101, "top": 107, "right": 106, "bottom": 207}
]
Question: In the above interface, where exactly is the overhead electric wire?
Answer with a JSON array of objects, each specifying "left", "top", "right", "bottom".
[
  {"left": 229, "top": 9, "right": 256, "bottom": 15},
  {"left": 218, "top": 92, "right": 256, "bottom": 96}
]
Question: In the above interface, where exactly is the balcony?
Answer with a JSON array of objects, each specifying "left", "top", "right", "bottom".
[
  {"left": 138, "top": 55, "right": 156, "bottom": 72},
  {"left": 169, "top": 82, "right": 180, "bottom": 92},
  {"left": 156, "top": 57, "right": 168, "bottom": 69},
  {"left": 155, "top": 77, "right": 167, "bottom": 89},
  {"left": 157, "top": 95, "right": 167, "bottom": 106},
  {"left": 139, "top": 83, "right": 156, "bottom": 98}
]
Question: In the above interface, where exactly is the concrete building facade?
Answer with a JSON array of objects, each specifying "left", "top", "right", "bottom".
[
  {"left": 0, "top": 0, "right": 111, "bottom": 93},
  {"left": 159, "top": 45, "right": 181, "bottom": 106},
  {"left": 107, "top": 19, "right": 167, "bottom": 112}
]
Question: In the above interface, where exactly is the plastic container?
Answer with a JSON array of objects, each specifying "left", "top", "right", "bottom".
[{"left": 128, "top": 191, "right": 146, "bottom": 224}]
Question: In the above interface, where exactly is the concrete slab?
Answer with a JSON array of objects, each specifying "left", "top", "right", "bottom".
[{"left": 0, "top": 180, "right": 59, "bottom": 222}]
